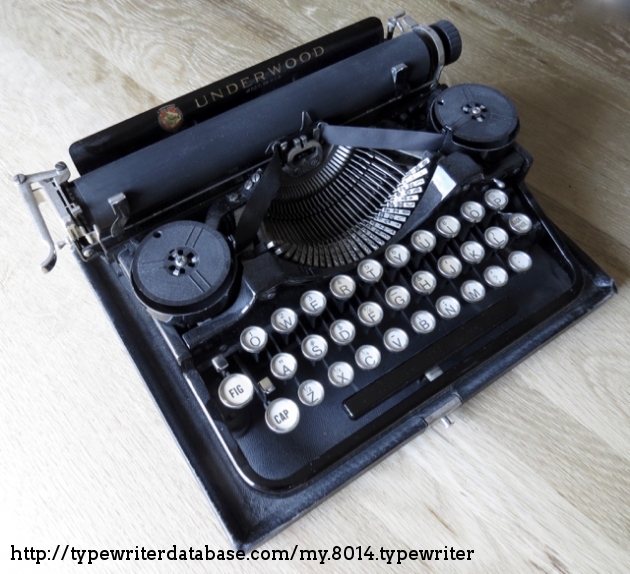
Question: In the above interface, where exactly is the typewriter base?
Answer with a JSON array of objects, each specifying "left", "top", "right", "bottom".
[{"left": 79, "top": 190, "right": 615, "bottom": 551}]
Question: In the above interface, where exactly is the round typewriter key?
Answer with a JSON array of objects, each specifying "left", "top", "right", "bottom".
[
  {"left": 412, "top": 270, "right": 437, "bottom": 295},
  {"left": 298, "top": 380, "right": 325, "bottom": 407},
  {"left": 271, "top": 308, "right": 298, "bottom": 334},
  {"left": 484, "top": 265, "right": 509, "bottom": 287},
  {"left": 218, "top": 373, "right": 254, "bottom": 409},
  {"left": 270, "top": 353, "right": 298, "bottom": 380},
  {"left": 357, "top": 302, "right": 384, "bottom": 327},
  {"left": 411, "top": 310, "right": 436, "bottom": 334},
  {"left": 460, "top": 201, "right": 486, "bottom": 223},
  {"left": 385, "top": 285, "right": 411, "bottom": 310},
  {"left": 437, "top": 255, "right": 463, "bottom": 279},
  {"left": 436, "top": 215, "right": 461, "bottom": 238},
  {"left": 329, "top": 274, "right": 356, "bottom": 300},
  {"left": 508, "top": 251, "right": 533, "bottom": 273},
  {"left": 301, "top": 334, "right": 328, "bottom": 361},
  {"left": 265, "top": 398, "right": 300, "bottom": 434},
  {"left": 436, "top": 296, "right": 461, "bottom": 319},
  {"left": 355, "top": 345, "right": 381, "bottom": 370},
  {"left": 385, "top": 244, "right": 410, "bottom": 268},
  {"left": 411, "top": 230, "right": 437, "bottom": 253},
  {"left": 383, "top": 328, "right": 409, "bottom": 353},
  {"left": 300, "top": 290, "right": 327, "bottom": 316},
  {"left": 328, "top": 362, "right": 354, "bottom": 387},
  {"left": 460, "top": 280, "right": 486, "bottom": 303},
  {"left": 484, "top": 189, "right": 509, "bottom": 211},
  {"left": 357, "top": 259, "right": 383, "bottom": 283},
  {"left": 484, "top": 227, "right": 509, "bottom": 250},
  {"left": 240, "top": 326, "right": 268, "bottom": 353},
  {"left": 508, "top": 213, "right": 533, "bottom": 235},
  {"left": 329, "top": 319, "right": 356, "bottom": 346},
  {"left": 460, "top": 241, "right": 485, "bottom": 264}
]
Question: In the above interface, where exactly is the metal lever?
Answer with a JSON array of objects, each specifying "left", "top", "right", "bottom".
[{"left": 13, "top": 165, "right": 69, "bottom": 273}]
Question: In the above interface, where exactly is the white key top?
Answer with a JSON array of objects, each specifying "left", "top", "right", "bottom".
[
  {"left": 298, "top": 380, "right": 325, "bottom": 406},
  {"left": 271, "top": 308, "right": 298, "bottom": 334},
  {"left": 509, "top": 213, "right": 533, "bottom": 235},
  {"left": 218, "top": 373, "right": 254, "bottom": 409},
  {"left": 484, "top": 189, "right": 509, "bottom": 211},
  {"left": 411, "top": 230, "right": 437, "bottom": 253},
  {"left": 411, "top": 310, "right": 436, "bottom": 334},
  {"left": 508, "top": 251, "right": 533, "bottom": 273},
  {"left": 484, "top": 265, "right": 509, "bottom": 287},
  {"left": 329, "top": 319, "right": 356, "bottom": 345},
  {"left": 385, "top": 244, "right": 411, "bottom": 268},
  {"left": 412, "top": 270, "right": 437, "bottom": 295},
  {"left": 270, "top": 353, "right": 298, "bottom": 380},
  {"left": 460, "top": 201, "right": 486, "bottom": 223},
  {"left": 385, "top": 285, "right": 411, "bottom": 310},
  {"left": 484, "top": 227, "right": 509, "bottom": 249},
  {"left": 383, "top": 328, "right": 409, "bottom": 353},
  {"left": 300, "top": 290, "right": 327, "bottom": 316},
  {"left": 357, "top": 259, "right": 383, "bottom": 283},
  {"left": 460, "top": 241, "right": 485, "bottom": 264},
  {"left": 329, "top": 274, "right": 356, "bottom": 300},
  {"left": 436, "top": 296, "right": 461, "bottom": 319},
  {"left": 436, "top": 215, "right": 461, "bottom": 238},
  {"left": 265, "top": 398, "right": 300, "bottom": 433},
  {"left": 240, "top": 326, "right": 268, "bottom": 353},
  {"left": 357, "top": 301, "right": 384, "bottom": 327},
  {"left": 437, "top": 255, "right": 463, "bottom": 279},
  {"left": 301, "top": 334, "right": 328, "bottom": 361},
  {"left": 328, "top": 361, "right": 354, "bottom": 387},
  {"left": 460, "top": 280, "right": 486, "bottom": 303},
  {"left": 355, "top": 345, "right": 382, "bottom": 370}
]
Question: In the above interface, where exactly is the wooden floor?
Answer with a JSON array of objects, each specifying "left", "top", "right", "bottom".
[{"left": 1, "top": 1, "right": 629, "bottom": 572}]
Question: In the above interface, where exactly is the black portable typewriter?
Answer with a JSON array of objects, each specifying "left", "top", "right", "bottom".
[{"left": 16, "top": 13, "right": 615, "bottom": 549}]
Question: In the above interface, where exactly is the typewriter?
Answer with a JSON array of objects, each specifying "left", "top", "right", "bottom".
[{"left": 16, "top": 13, "right": 615, "bottom": 549}]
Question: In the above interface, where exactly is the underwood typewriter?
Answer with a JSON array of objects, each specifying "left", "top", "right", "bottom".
[{"left": 16, "top": 13, "right": 615, "bottom": 549}]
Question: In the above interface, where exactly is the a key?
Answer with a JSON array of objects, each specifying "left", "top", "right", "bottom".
[
  {"left": 484, "top": 189, "right": 509, "bottom": 211},
  {"left": 436, "top": 296, "right": 461, "bottom": 319},
  {"left": 460, "top": 201, "right": 485, "bottom": 223},
  {"left": 355, "top": 345, "right": 381, "bottom": 370},
  {"left": 411, "top": 310, "right": 436, "bottom": 334},
  {"left": 357, "top": 302, "right": 384, "bottom": 327},
  {"left": 484, "top": 265, "right": 509, "bottom": 287},
  {"left": 265, "top": 398, "right": 300, "bottom": 433},
  {"left": 508, "top": 213, "right": 532, "bottom": 235},
  {"left": 328, "top": 361, "right": 355, "bottom": 387},
  {"left": 385, "top": 285, "right": 411, "bottom": 310},
  {"left": 508, "top": 251, "right": 532, "bottom": 272},
  {"left": 436, "top": 215, "right": 461, "bottom": 238},
  {"left": 484, "top": 227, "right": 509, "bottom": 250},
  {"left": 301, "top": 334, "right": 328, "bottom": 361},
  {"left": 240, "top": 326, "right": 268, "bottom": 354},
  {"left": 298, "top": 380, "right": 325, "bottom": 406},
  {"left": 460, "top": 241, "right": 485, "bottom": 264},
  {"left": 383, "top": 328, "right": 409, "bottom": 353},
  {"left": 329, "top": 319, "right": 356, "bottom": 346},
  {"left": 411, "top": 229, "right": 436, "bottom": 253},
  {"left": 300, "top": 290, "right": 327, "bottom": 317},
  {"left": 460, "top": 280, "right": 486, "bottom": 303},
  {"left": 271, "top": 308, "right": 298, "bottom": 335},
  {"left": 218, "top": 373, "right": 255, "bottom": 409},
  {"left": 437, "top": 255, "right": 463, "bottom": 279},
  {"left": 270, "top": 352, "right": 298, "bottom": 380},
  {"left": 385, "top": 244, "right": 411, "bottom": 268},
  {"left": 412, "top": 270, "right": 437, "bottom": 295}
]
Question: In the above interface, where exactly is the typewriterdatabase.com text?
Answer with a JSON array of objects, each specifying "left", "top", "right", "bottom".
[{"left": 11, "top": 544, "right": 475, "bottom": 566}]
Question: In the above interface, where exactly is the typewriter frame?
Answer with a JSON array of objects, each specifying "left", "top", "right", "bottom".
[{"left": 16, "top": 16, "right": 615, "bottom": 550}]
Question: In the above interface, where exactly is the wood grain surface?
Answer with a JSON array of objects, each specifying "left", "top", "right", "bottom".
[{"left": 1, "top": 1, "right": 629, "bottom": 572}]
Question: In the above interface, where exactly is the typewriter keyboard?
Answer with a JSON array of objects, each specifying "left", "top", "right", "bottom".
[{"left": 196, "top": 177, "right": 574, "bottom": 487}]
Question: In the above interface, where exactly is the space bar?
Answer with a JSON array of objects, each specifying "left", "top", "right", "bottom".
[{"left": 343, "top": 298, "right": 518, "bottom": 420}]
